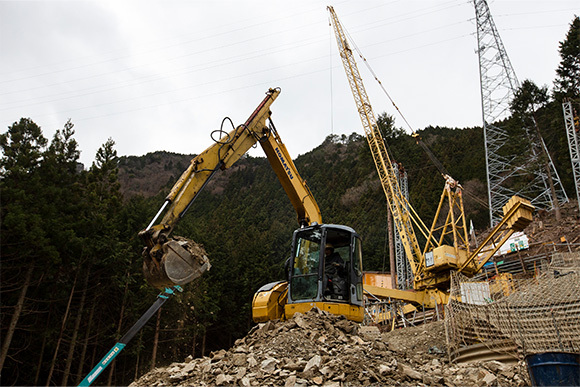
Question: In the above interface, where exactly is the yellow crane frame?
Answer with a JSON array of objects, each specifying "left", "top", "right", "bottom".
[{"left": 328, "top": 6, "right": 534, "bottom": 308}]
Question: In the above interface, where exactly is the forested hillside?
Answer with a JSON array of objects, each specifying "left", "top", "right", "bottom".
[
  {"left": 0, "top": 117, "right": 492, "bottom": 387},
  {"left": 1, "top": 16, "right": 578, "bottom": 387}
]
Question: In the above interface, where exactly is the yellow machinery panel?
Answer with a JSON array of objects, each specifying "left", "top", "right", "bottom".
[
  {"left": 425, "top": 245, "right": 467, "bottom": 272},
  {"left": 253, "top": 282, "right": 365, "bottom": 323},
  {"left": 252, "top": 282, "right": 288, "bottom": 323},
  {"left": 284, "top": 301, "right": 364, "bottom": 323},
  {"left": 502, "top": 196, "right": 534, "bottom": 230}
]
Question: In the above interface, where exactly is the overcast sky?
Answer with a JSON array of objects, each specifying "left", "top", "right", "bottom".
[{"left": 1, "top": 0, "right": 577, "bottom": 168}]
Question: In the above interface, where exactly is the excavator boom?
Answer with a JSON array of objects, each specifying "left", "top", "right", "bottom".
[
  {"left": 258, "top": 120, "right": 322, "bottom": 227},
  {"left": 139, "top": 88, "right": 321, "bottom": 288}
]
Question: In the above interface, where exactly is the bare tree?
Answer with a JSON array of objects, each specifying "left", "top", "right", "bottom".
[{"left": 0, "top": 265, "right": 34, "bottom": 371}]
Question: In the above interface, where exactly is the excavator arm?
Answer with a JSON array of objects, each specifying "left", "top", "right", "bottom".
[
  {"left": 139, "top": 88, "right": 321, "bottom": 288},
  {"left": 257, "top": 119, "right": 321, "bottom": 227}
]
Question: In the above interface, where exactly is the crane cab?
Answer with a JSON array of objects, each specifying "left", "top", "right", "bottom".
[{"left": 285, "top": 224, "right": 364, "bottom": 322}]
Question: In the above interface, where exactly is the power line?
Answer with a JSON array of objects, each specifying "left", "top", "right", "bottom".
[
  {"left": 1, "top": 18, "right": 476, "bottom": 109},
  {"left": 1, "top": 0, "right": 469, "bottom": 88}
]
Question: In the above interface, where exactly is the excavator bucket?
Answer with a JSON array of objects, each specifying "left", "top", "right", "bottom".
[{"left": 143, "top": 237, "right": 211, "bottom": 289}]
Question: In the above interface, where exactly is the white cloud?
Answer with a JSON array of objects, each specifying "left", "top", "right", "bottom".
[{"left": 1, "top": 0, "right": 577, "bottom": 167}]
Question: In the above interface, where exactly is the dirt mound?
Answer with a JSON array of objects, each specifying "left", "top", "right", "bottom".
[
  {"left": 130, "top": 308, "right": 529, "bottom": 386},
  {"left": 527, "top": 199, "right": 580, "bottom": 249}
]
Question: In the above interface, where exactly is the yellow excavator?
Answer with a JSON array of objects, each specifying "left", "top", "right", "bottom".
[{"left": 139, "top": 88, "right": 365, "bottom": 322}]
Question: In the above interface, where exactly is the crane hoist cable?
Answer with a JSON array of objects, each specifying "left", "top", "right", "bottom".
[
  {"left": 339, "top": 24, "right": 489, "bottom": 209},
  {"left": 341, "top": 25, "right": 449, "bottom": 175}
]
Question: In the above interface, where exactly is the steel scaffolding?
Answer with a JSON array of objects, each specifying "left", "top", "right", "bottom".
[
  {"left": 392, "top": 162, "right": 413, "bottom": 290},
  {"left": 562, "top": 101, "right": 580, "bottom": 212}
]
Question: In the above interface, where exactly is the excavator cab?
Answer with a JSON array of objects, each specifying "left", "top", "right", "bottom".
[{"left": 285, "top": 224, "right": 364, "bottom": 322}]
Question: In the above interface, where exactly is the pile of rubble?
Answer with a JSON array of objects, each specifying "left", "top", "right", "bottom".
[
  {"left": 130, "top": 308, "right": 530, "bottom": 386},
  {"left": 518, "top": 199, "right": 579, "bottom": 253}
]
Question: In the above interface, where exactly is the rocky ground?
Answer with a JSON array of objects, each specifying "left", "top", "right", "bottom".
[
  {"left": 527, "top": 200, "right": 580, "bottom": 250},
  {"left": 498, "top": 199, "right": 579, "bottom": 255},
  {"left": 130, "top": 308, "right": 530, "bottom": 387}
]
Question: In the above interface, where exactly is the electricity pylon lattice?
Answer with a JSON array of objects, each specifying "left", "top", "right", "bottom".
[
  {"left": 392, "top": 162, "right": 413, "bottom": 290},
  {"left": 473, "top": 0, "right": 568, "bottom": 225},
  {"left": 562, "top": 101, "right": 580, "bottom": 212}
]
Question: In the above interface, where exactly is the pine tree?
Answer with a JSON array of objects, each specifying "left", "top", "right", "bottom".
[
  {"left": 554, "top": 16, "right": 580, "bottom": 100},
  {"left": 0, "top": 119, "right": 54, "bottom": 377}
]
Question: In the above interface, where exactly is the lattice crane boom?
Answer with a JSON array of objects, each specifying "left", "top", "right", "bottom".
[
  {"left": 328, "top": 6, "right": 534, "bottom": 298},
  {"left": 328, "top": 6, "right": 424, "bottom": 277}
]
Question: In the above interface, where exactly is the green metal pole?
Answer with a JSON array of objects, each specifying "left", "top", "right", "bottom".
[{"left": 78, "top": 286, "right": 182, "bottom": 386}]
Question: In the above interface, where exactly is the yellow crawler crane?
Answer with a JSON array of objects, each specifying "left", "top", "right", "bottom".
[
  {"left": 139, "top": 88, "right": 365, "bottom": 322},
  {"left": 328, "top": 6, "right": 534, "bottom": 308}
]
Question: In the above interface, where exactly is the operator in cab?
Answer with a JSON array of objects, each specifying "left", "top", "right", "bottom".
[{"left": 324, "top": 243, "right": 347, "bottom": 299}]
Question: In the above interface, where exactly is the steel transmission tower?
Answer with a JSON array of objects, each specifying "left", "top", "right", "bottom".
[
  {"left": 392, "top": 162, "right": 413, "bottom": 290},
  {"left": 473, "top": 0, "right": 568, "bottom": 225},
  {"left": 562, "top": 101, "right": 580, "bottom": 212}
]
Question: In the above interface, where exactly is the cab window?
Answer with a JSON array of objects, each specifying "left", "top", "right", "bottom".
[{"left": 290, "top": 230, "right": 321, "bottom": 300}]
